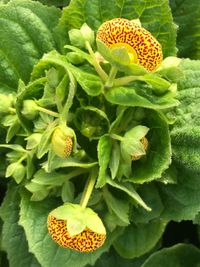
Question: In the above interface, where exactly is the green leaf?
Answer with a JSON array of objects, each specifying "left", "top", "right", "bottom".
[
  {"left": 0, "top": 184, "right": 40, "bottom": 267},
  {"left": 170, "top": 59, "right": 200, "bottom": 172},
  {"left": 103, "top": 188, "right": 130, "bottom": 225},
  {"left": 68, "top": 65, "right": 103, "bottom": 96},
  {"left": 107, "top": 178, "right": 151, "bottom": 211},
  {"left": 56, "top": 0, "right": 177, "bottom": 57},
  {"left": 19, "top": 191, "right": 121, "bottom": 267},
  {"left": 32, "top": 0, "right": 70, "bottom": 7},
  {"left": 0, "top": 0, "right": 61, "bottom": 92},
  {"left": 131, "top": 184, "right": 164, "bottom": 223},
  {"left": 140, "top": 74, "right": 171, "bottom": 95},
  {"left": 37, "top": 122, "right": 56, "bottom": 159},
  {"left": 114, "top": 220, "right": 166, "bottom": 259},
  {"left": 42, "top": 155, "right": 97, "bottom": 171},
  {"left": 142, "top": 244, "right": 200, "bottom": 267},
  {"left": 158, "top": 167, "right": 200, "bottom": 221},
  {"left": 170, "top": 0, "right": 200, "bottom": 59},
  {"left": 104, "top": 86, "right": 179, "bottom": 110},
  {"left": 96, "top": 135, "right": 112, "bottom": 188},
  {"left": 109, "top": 142, "right": 120, "bottom": 179},
  {"left": 61, "top": 181, "right": 75, "bottom": 202},
  {"left": 89, "top": 247, "right": 152, "bottom": 267}
]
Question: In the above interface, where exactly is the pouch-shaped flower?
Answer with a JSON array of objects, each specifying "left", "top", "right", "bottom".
[
  {"left": 47, "top": 203, "right": 106, "bottom": 252},
  {"left": 96, "top": 18, "right": 163, "bottom": 72}
]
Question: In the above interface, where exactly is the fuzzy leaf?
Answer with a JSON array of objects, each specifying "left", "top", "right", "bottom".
[
  {"left": 96, "top": 135, "right": 112, "bottom": 188},
  {"left": 142, "top": 244, "right": 200, "bottom": 267},
  {"left": 114, "top": 220, "right": 166, "bottom": 259},
  {"left": 0, "top": 184, "right": 40, "bottom": 267},
  {"left": 0, "top": 0, "right": 60, "bottom": 93},
  {"left": 170, "top": 0, "right": 200, "bottom": 59}
]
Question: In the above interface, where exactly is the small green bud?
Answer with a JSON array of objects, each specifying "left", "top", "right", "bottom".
[
  {"left": 80, "top": 23, "right": 94, "bottom": 45},
  {"left": 157, "top": 57, "right": 181, "bottom": 70},
  {"left": 0, "top": 93, "right": 13, "bottom": 114},
  {"left": 6, "top": 162, "right": 26, "bottom": 184},
  {"left": 22, "top": 100, "right": 39, "bottom": 120},
  {"left": 51, "top": 126, "right": 75, "bottom": 158},
  {"left": 26, "top": 133, "right": 42, "bottom": 150},
  {"left": 66, "top": 52, "right": 85, "bottom": 65},
  {"left": 68, "top": 23, "right": 94, "bottom": 48},
  {"left": 68, "top": 29, "right": 86, "bottom": 48}
]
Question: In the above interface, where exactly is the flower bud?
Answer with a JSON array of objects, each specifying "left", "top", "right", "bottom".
[
  {"left": 68, "top": 24, "right": 94, "bottom": 48},
  {"left": 0, "top": 94, "right": 13, "bottom": 114},
  {"left": 68, "top": 29, "right": 86, "bottom": 48},
  {"left": 80, "top": 23, "right": 95, "bottom": 45},
  {"left": 47, "top": 203, "right": 106, "bottom": 252},
  {"left": 26, "top": 133, "right": 42, "bottom": 150},
  {"left": 22, "top": 100, "right": 39, "bottom": 120},
  {"left": 131, "top": 137, "right": 148, "bottom": 161},
  {"left": 51, "top": 126, "right": 74, "bottom": 158},
  {"left": 6, "top": 162, "right": 26, "bottom": 184}
]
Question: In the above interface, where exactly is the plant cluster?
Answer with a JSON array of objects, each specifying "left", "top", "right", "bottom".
[{"left": 0, "top": 0, "right": 200, "bottom": 267}]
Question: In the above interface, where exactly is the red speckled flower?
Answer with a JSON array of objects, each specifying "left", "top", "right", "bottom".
[
  {"left": 47, "top": 204, "right": 106, "bottom": 252},
  {"left": 96, "top": 18, "right": 163, "bottom": 72}
]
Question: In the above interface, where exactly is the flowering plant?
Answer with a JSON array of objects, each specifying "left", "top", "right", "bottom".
[{"left": 0, "top": 0, "right": 200, "bottom": 267}]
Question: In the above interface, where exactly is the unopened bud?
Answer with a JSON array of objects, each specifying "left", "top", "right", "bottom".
[
  {"left": 6, "top": 162, "right": 26, "bottom": 184},
  {"left": 22, "top": 100, "right": 39, "bottom": 120},
  {"left": 131, "top": 137, "right": 148, "bottom": 161},
  {"left": 51, "top": 126, "right": 74, "bottom": 158},
  {"left": 0, "top": 94, "right": 13, "bottom": 114}
]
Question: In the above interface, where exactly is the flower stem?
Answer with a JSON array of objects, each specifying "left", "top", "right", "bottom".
[
  {"left": 110, "top": 133, "right": 124, "bottom": 142},
  {"left": 113, "top": 75, "right": 141, "bottom": 87},
  {"left": 104, "top": 66, "right": 118, "bottom": 88},
  {"left": 80, "top": 167, "right": 98, "bottom": 209},
  {"left": 36, "top": 106, "right": 59, "bottom": 118},
  {"left": 85, "top": 41, "right": 108, "bottom": 82}
]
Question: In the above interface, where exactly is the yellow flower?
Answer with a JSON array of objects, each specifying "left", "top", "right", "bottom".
[
  {"left": 47, "top": 209, "right": 106, "bottom": 252},
  {"left": 96, "top": 18, "right": 163, "bottom": 72}
]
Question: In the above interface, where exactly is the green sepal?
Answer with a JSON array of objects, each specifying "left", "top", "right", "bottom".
[
  {"left": 6, "top": 162, "right": 26, "bottom": 184},
  {"left": 120, "top": 125, "right": 149, "bottom": 163},
  {"left": 140, "top": 74, "right": 171, "bottom": 95},
  {"left": 50, "top": 203, "right": 106, "bottom": 236},
  {"left": 96, "top": 40, "right": 147, "bottom": 75}
]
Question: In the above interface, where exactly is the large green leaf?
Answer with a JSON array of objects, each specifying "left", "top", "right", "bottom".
[
  {"left": 114, "top": 220, "right": 166, "bottom": 259},
  {"left": 87, "top": 247, "right": 151, "bottom": 267},
  {"left": 0, "top": 184, "right": 40, "bottom": 267},
  {"left": 0, "top": 0, "right": 61, "bottom": 93},
  {"left": 19, "top": 190, "right": 121, "bottom": 267},
  {"left": 170, "top": 59, "right": 200, "bottom": 172},
  {"left": 170, "top": 0, "right": 200, "bottom": 59},
  {"left": 56, "top": 0, "right": 177, "bottom": 57},
  {"left": 142, "top": 244, "right": 200, "bottom": 267},
  {"left": 158, "top": 166, "right": 200, "bottom": 221}
]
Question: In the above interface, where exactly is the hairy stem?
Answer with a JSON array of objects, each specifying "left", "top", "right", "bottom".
[
  {"left": 80, "top": 167, "right": 98, "bottom": 209},
  {"left": 36, "top": 106, "right": 59, "bottom": 118},
  {"left": 113, "top": 75, "right": 141, "bottom": 87},
  {"left": 85, "top": 41, "right": 108, "bottom": 82},
  {"left": 104, "top": 66, "right": 118, "bottom": 88}
]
